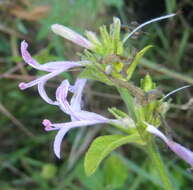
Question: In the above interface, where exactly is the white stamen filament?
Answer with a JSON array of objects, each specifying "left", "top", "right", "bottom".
[
  {"left": 123, "top": 13, "right": 176, "bottom": 43},
  {"left": 163, "top": 85, "right": 191, "bottom": 100}
]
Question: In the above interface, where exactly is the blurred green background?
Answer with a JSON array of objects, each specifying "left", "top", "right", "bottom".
[{"left": 0, "top": 0, "right": 193, "bottom": 189}]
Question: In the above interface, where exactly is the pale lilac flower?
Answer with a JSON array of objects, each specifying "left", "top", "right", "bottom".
[
  {"left": 19, "top": 41, "right": 88, "bottom": 105},
  {"left": 51, "top": 24, "right": 94, "bottom": 49},
  {"left": 42, "top": 77, "right": 119, "bottom": 158},
  {"left": 145, "top": 122, "right": 193, "bottom": 168},
  {"left": 42, "top": 117, "right": 112, "bottom": 159}
]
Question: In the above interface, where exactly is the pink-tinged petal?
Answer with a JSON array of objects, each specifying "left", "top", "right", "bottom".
[
  {"left": 21, "top": 41, "right": 84, "bottom": 72},
  {"left": 51, "top": 24, "right": 94, "bottom": 49},
  {"left": 38, "top": 81, "right": 58, "bottom": 105},
  {"left": 54, "top": 127, "right": 71, "bottom": 159},
  {"left": 49, "top": 119, "right": 109, "bottom": 130},
  {"left": 75, "top": 110, "right": 109, "bottom": 122},
  {"left": 56, "top": 80, "right": 70, "bottom": 102},
  {"left": 21, "top": 41, "right": 42, "bottom": 70},
  {"left": 44, "top": 118, "right": 118, "bottom": 159},
  {"left": 42, "top": 61, "right": 83, "bottom": 72},
  {"left": 55, "top": 80, "right": 81, "bottom": 120},
  {"left": 19, "top": 70, "right": 62, "bottom": 90},
  {"left": 146, "top": 123, "right": 193, "bottom": 167},
  {"left": 70, "top": 79, "right": 87, "bottom": 111},
  {"left": 56, "top": 80, "right": 72, "bottom": 114},
  {"left": 53, "top": 119, "right": 109, "bottom": 159}
]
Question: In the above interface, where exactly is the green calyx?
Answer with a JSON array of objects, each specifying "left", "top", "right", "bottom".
[{"left": 80, "top": 17, "right": 153, "bottom": 86}]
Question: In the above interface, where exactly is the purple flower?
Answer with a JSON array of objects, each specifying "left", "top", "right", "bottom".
[
  {"left": 18, "top": 41, "right": 88, "bottom": 105},
  {"left": 42, "top": 78, "right": 117, "bottom": 158},
  {"left": 19, "top": 40, "right": 115, "bottom": 159},
  {"left": 42, "top": 118, "right": 111, "bottom": 159},
  {"left": 51, "top": 24, "right": 94, "bottom": 49},
  {"left": 145, "top": 122, "right": 193, "bottom": 168}
]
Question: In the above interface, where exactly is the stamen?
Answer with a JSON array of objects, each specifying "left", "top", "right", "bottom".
[
  {"left": 123, "top": 13, "right": 176, "bottom": 43},
  {"left": 163, "top": 85, "right": 191, "bottom": 100}
]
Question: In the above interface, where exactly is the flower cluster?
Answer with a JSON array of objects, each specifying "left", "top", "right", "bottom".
[
  {"left": 19, "top": 41, "right": 119, "bottom": 158},
  {"left": 19, "top": 14, "right": 193, "bottom": 169}
]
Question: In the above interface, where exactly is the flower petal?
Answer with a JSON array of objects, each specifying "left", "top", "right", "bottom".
[
  {"left": 75, "top": 110, "right": 109, "bottom": 122},
  {"left": 21, "top": 41, "right": 42, "bottom": 70},
  {"left": 53, "top": 119, "right": 109, "bottom": 159},
  {"left": 70, "top": 79, "right": 87, "bottom": 111},
  {"left": 48, "top": 119, "right": 109, "bottom": 129},
  {"left": 55, "top": 80, "right": 73, "bottom": 115},
  {"left": 38, "top": 81, "right": 58, "bottom": 105},
  {"left": 54, "top": 127, "right": 71, "bottom": 159},
  {"left": 44, "top": 117, "right": 117, "bottom": 159},
  {"left": 21, "top": 41, "right": 83, "bottom": 72},
  {"left": 146, "top": 123, "right": 193, "bottom": 167},
  {"left": 42, "top": 61, "right": 82, "bottom": 72},
  {"left": 18, "top": 70, "right": 62, "bottom": 90},
  {"left": 168, "top": 141, "right": 193, "bottom": 168},
  {"left": 51, "top": 24, "right": 94, "bottom": 49}
]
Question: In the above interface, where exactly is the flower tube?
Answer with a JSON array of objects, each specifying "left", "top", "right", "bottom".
[{"left": 145, "top": 122, "right": 193, "bottom": 168}]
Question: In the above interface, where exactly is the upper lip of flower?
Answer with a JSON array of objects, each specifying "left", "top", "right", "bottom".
[{"left": 19, "top": 40, "right": 90, "bottom": 105}]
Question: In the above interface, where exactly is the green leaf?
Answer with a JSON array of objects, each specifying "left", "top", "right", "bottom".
[
  {"left": 127, "top": 45, "right": 153, "bottom": 80},
  {"left": 117, "top": 87, "right": 136, "bottom": 120},
  {"left": 78, "top": 65, "right": 113, "bottom": 85},
  {"left": 103, "top": 154, "right": 128, "bottom": 188},
  {"left": 84, "top": 134, "right": 143, "bottom": 176}
]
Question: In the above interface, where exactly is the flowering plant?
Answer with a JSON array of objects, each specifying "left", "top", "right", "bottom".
[{"left": 19, "top": 13, "right": 192, "bottom": 189}]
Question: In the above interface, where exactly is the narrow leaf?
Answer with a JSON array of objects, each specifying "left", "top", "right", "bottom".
[
  {"left": 117, "top": 87, "right": 136, "bottom": 120},
  {"left": 127, "top": 45, "right": 153, "bottom": 80},
  {"left": 79, "top": 65, "right": 113, "bottom": 85}
]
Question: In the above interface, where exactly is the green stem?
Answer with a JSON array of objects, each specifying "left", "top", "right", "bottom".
[{"left": 147, "top": 139, "right": 174, "bottom": 190}]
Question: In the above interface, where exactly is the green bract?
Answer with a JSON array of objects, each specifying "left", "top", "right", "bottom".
[{"left": 80, "top": 17, "right": 152, "bottom": 85}]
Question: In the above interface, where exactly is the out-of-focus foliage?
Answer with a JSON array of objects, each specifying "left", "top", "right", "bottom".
[{"left": 0, "top": 0, "right": 193, "bottom": 189}]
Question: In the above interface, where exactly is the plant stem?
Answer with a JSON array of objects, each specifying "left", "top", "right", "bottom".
[{"left": 147, "top": 139, "right": 174, "bottom": 190}]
